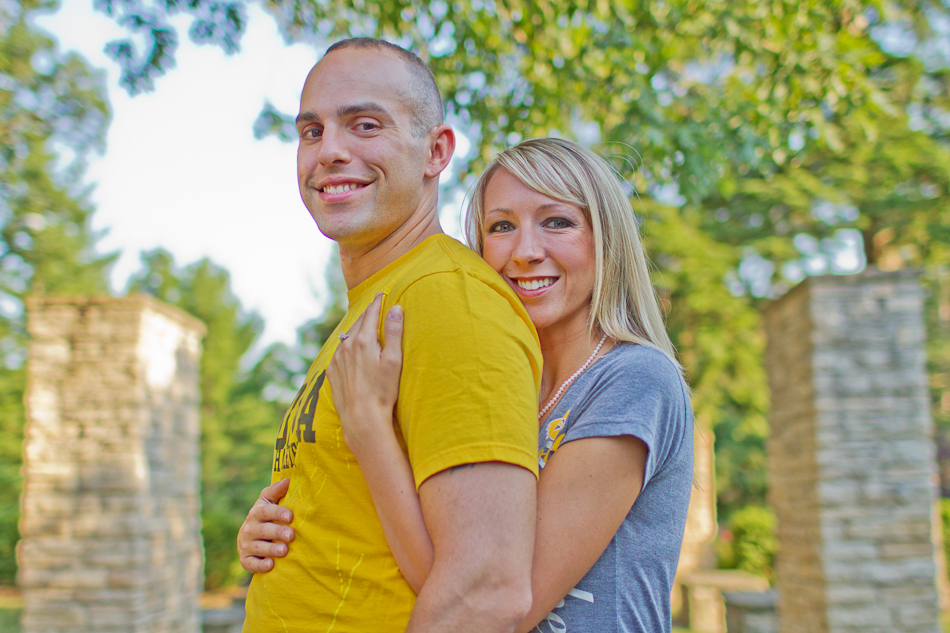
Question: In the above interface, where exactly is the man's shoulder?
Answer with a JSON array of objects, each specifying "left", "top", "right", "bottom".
[
  {"left": 388, "top": 234, "right": 515, "bottom": 302},
  {"left": 401, "top": 233, "right": 496, "bottom": 275}
]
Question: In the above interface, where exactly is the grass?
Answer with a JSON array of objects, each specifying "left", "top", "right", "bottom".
[
  {"left": 0, "top": 589, "right": 19, "bottom": 633},
  {"left": 0, "top": 607, "right": 19, "bottom": 633}
]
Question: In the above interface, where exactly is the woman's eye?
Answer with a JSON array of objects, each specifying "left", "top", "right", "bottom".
[
  {"left": 487, "top": 221, "right": 514, "bottom": 233},
  {"left": 545, "top": 218, "right": 573, "bottom": 229}
]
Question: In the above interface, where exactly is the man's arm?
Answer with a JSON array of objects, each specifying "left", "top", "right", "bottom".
[{"left": 406, "top": 462, "right": 536, "bottom": 633}]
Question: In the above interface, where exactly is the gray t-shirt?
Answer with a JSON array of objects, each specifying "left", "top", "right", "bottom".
[{"left": 533, "top": 343, "right": 694, "bottom": 633}]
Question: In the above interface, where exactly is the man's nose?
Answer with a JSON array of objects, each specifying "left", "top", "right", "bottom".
[{"left": 318, "top": 126, "right": 351, "bottom": 165}]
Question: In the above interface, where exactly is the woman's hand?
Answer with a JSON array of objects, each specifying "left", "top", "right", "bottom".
[
  {"left": 237, "top": 478, "right": 294, "bottom": 574},
  {"left": 327, "top": 295, "right": 432, "bottom": 592},
  {"left": 327, "top": 293, "right": 404, "bottom": 455}
]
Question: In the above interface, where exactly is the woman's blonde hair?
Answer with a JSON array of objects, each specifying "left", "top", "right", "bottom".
[{"left": 466, "top": 138, "right": 680, "bottom": 369}]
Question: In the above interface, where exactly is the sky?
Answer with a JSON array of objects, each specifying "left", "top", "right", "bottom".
[{"left": 33, "top": 3, "right": 469, "bottom": 348}]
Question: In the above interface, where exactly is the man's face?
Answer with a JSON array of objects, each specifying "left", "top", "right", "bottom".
[{"left": 295, "top": 47, "right": 429, "bottom": 247}]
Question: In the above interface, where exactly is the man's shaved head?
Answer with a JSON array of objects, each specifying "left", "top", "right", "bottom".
[{"left": 323, "top": 38, "right": 444, "bottom": 137}]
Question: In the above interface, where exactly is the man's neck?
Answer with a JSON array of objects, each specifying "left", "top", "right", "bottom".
[{"left": 339, "top": 208, "right": 443, "bottom": 290}]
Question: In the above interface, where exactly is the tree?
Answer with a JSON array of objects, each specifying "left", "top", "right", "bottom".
[
  {"left": 0, "top": 0, "right": 115, "bottom": 584},
  {"left": 93, "top": 0, "right": 950, "bottom": 519}
]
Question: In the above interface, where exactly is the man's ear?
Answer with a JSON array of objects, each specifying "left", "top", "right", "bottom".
[{"left": 424, "top": 124, "right": 456, "bottom": 178}]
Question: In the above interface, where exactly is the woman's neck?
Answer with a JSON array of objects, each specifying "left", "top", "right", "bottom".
[{"left": 537, "top": 321, "right": 613, "bottom": 406}]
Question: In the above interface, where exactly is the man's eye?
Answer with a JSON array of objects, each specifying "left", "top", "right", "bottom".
[
  {"left": 302, "top": 127, "right": 322, "bottom": 139},
  {"left": 355, "top": 121, "right": 380, "bottom": 132}
]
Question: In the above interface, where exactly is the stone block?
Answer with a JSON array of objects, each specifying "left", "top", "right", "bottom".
[
  {"left": 879, "top": 542, "right": 937, "bottom": 559},
  {"left": 824, "top": 584, "right": 876, "bottom": 605},
  {"left": 822, "top": 541, "right": 876, "bottom": 563},
  {"left": 844, "top": 515, "right": 931, "bottom": 541},
  {"left": 894, "top": 602, "right": 941, "bottom": 629},
  {"left": 51, "top": 568, "right": 111, "bottom": 590},
  {"left": 20, "top": 602, "right": 87, "bottom": 628},
  {"left": 826, "top": 604, "right": 893, "bottom": 628},
  {"left": 881, "top": 583, "right": 941, "bottom": 602}
]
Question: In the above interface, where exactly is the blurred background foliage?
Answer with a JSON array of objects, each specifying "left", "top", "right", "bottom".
[
  {"left": 715, "top": 505, "right": 778, "bottom": 583},
  {"left": 0, "top": 0, "right": 116, "bottom": 585},
  {"left": 1, "top": 0, "right": 949, "bottom": 589}
]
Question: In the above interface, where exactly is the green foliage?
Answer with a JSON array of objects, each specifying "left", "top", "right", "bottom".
[
  {"left": 1, "top": 2, "right": 114, "bottom": 300},
  {"left": 942, "top": 498, "right": 950, "bottom": 577},
  {"left": 0, "top": 606, "right": 21, "bottom": 633},
  {"left": 0, "top": 368, "right": 25, "bottom": 584},
  {"left": 0, "top": 0, "right": 114, "bottom": 585},
  {"left": 928, "top": 268, "right": 950, "bottom": 494},
  {"left": 721, "top": 505, "right": 777, "bottom": 583},
  {"left": 96, "top": 0, "right": 247, "bottom": 95},
  {"left": 712, "top": 408, "right": 768, "bottom": 516}
]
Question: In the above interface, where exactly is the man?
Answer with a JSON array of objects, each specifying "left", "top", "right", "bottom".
[{"left": 238, "top": 38, "right": 542, "bottom": 633}]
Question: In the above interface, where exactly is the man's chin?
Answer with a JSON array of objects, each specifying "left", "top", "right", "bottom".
[{"left": 313, "top": 218, "right": 379, "bottom": 247}]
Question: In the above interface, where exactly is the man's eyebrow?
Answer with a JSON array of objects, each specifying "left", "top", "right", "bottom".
[
  {"left": 295, "top": 111, "right": 320, "bottom": 126},
  {"left": 295, "top": 102, "right": 391, "bottom": 127},
  {"left": 337, "top": 102, "right": 390, "bottom": 118}
]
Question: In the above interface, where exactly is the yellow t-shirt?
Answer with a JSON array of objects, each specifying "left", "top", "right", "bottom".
[{"left": 243, "top": 234, "right": 541, "bottom": 633}]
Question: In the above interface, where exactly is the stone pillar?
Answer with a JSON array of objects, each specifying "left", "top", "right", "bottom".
[
  {"left": 764, "top": 269, "right": 942, "bottom": 633},
  {"left": 17, "top": 296, "right": 205, "bottom": 633}
]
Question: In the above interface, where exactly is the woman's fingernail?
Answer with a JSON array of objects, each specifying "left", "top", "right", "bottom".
[{"left": 388, "top": 305, "right": 403, "bottom": 321}]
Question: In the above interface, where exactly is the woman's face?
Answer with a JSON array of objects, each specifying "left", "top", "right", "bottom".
[{"left": 481, "top": 168, "right": 596, "bottom": 336}]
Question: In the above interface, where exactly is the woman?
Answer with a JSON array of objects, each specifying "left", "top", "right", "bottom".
[{"left": 327, "top": 138, "right": 694, "bottom": 632}]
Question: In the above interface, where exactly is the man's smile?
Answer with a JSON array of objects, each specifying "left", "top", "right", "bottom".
[{"left": 322, "top": 183, "right": 363, "bottom": 194}]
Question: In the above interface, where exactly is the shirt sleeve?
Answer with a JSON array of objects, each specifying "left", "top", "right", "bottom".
[
  {"left": 561, "top": 346, "right": 690, "bottom": 486},
  {"left": 392, "top": 270, "right": 542, "bottom": 488}
]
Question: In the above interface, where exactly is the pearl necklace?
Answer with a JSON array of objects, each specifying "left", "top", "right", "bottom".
[{"left": 538, "top": 334, "right": 608, "bottom": 420}]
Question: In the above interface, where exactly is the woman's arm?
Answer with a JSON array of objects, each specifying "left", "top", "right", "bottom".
[
  {"left": 517, "top": 434, "right": 648, "bottom": 633},
  {"left": 326, "top": 293, "right": 434, "bottom": 592},
  {"left": 329, "top": 294, "right": 649, "bottom": 618}
]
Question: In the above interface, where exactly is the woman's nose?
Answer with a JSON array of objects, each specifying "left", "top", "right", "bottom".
[{"left": 511, "top": 227, "right": 544, "bottom": 265}]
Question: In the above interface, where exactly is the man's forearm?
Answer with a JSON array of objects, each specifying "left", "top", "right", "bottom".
[{"left": 405, "top": 565, "right": 531, "bottom": 633}]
